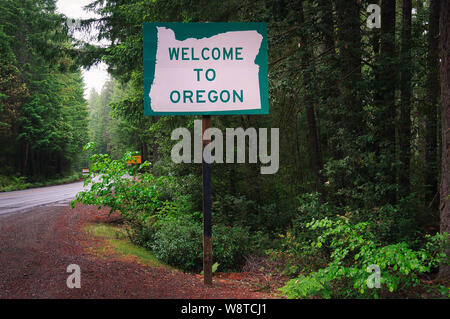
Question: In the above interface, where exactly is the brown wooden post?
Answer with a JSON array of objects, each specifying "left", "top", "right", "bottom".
[{"left": 202, "top": 115, "right": 213, "bottom": 285}]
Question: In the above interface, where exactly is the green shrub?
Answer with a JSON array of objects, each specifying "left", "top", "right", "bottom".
[
  {"left": 151, "top": 216, "right": 250, "bottom": 272},
  {"left": 212, "top": 223, "right": 250, "bottom": 271},
  {"left": 151, "top": 216, "right": 203, "bottom": 272},
  {"left": 265, "top": 193, "right": 333, "bottom": 277},
  {"left": 0, "top": 175, "right": 31, "bottom": 192},
  {"left": 279, "top": 217, "right": 448, "bottom": 299},
  {"left": 72, "top": 148, "right": 185, "bottom": 256},
  {"left": 127, "top": 218, "right": 157, "bottom": 250},
  {"left": 71, "top": 147, "right": 179, "bottom": 223}
]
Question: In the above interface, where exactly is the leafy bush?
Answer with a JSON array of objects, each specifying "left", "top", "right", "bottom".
[
  {"left": 72, "top": 147, "right": 185, "bottom": 258},
  {"left": 265, "top": 193, "right": 333, "bottom": 277},
  {"left": 72, "top": 146, "right": 179, "bottom": 223},
  {"left": 151, "top": 215, "right": 250, "bottom": 272},
  {"left": 213, "top": 223, "right": 251, "bottom": 271},
  {"left": 0, "top": 174, "right": 81, "bottom": 192},
  {"left": 151, "top": 216, "right": 203, "bottom": 272},
  {"left": 279, "top": 217, "right": 448, "bottom": 299},
  {"left": 73, "top": 147, "right": 252, "bottom": 273},
  {"left": 0, "top": 176, "right": 30, "bottom": 192}
]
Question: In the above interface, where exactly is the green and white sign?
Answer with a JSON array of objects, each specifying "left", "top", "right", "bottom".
[{"left": 143, "top": 22, "right": 268, "bottom": 115}]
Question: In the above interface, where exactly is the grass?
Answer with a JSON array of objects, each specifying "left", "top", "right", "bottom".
[{"left": 84, "top": 223, "right": 167, "bottom": 268}]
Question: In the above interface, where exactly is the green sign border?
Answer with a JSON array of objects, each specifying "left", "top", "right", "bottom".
[{"left": 143, "top": 22, "right": 268, "bottom": 116}]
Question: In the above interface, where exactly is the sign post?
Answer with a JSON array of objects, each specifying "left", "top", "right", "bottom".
[
  {"left": 202, "top": 115, "right": 212, "bottom": 285},
  {"left": 143, "top": 22, "right": 268, "bottom": 285}
]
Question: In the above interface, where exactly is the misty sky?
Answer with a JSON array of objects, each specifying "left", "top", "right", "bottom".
[{"left": 56, "top": 0, "right": 109, "bottom": 98}]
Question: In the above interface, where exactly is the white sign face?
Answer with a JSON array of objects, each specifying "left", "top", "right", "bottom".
[{"left": 143, "top": 23, "right": 268, "bottom": 115}]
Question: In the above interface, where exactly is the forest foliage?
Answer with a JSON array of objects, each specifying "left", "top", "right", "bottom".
[{"left": 0, "top": 0, "right": 89, "bottom": 185}]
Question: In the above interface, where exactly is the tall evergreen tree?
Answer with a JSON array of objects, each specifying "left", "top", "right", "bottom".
[
  {"left": 425, "top": 0, "right": 441, "bottom": 210},
  {"left": 439, "top": 0, "right": 450, "bottom": 278},
  {"left": 399, "top": 0, "right": 412, "bottom": 198}
]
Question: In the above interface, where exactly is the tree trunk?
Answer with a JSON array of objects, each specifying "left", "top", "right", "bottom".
[
  {"left": 425, "top": 0, "right": 441, "bottom": 210},
  {"left": 398, "top": 0, "right": 412, "bottom": 199},
  {"left": 335, "top": 0, "right": 362, "bottom": 136},
  {"left": 318, "top": 0, "right": 337, "bottom": 157},
  {"left": 298, "top": 0, "right": 323, "bottom": 190},
  {"left": 439, "top": 0, "right": 450, "bottom": 278},
  {"left": 319, "top": 0, "right": 335, "bottom": 53},
  {"left": 376, "top": 0, "right": 397, "bottom": 204}
]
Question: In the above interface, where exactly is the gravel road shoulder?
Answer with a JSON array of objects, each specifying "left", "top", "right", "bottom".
[{"left": 0, "top": 204, "right": 274, "bottom": 299}]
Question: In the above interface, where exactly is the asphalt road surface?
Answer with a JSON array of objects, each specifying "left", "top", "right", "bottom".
[{"left": 0, "top": 181, "right": 84, "bottom": 215}]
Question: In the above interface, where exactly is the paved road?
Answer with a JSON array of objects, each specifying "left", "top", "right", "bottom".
[{"left": 0, "top": 181, "right": 84, "bottom": 215}]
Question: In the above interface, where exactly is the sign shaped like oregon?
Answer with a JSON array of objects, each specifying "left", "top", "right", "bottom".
[{"left": 143, "top": 22, "right": 268, "bottom": 115}]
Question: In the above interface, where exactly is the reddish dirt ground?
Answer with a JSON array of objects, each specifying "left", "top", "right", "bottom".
[{"left": 0, "top": 204, "right": 275, "bottom": 299}]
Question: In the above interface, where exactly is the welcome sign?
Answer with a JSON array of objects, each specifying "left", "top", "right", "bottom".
[{"left": 143, "top": 22, "right": 268, "bottom": 115}]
